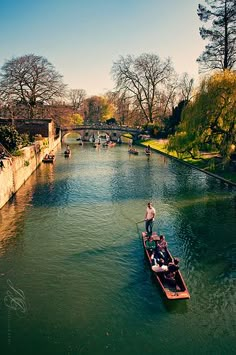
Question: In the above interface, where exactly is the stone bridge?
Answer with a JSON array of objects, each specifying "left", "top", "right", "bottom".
[{"left": 61, "top": 124, "right": 143, "bottom": 142}]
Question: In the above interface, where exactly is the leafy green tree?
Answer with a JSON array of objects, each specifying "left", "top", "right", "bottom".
[
  {"left": 197, "top": 0, "right": 236, "bottom": 71},
  {"left": 71, "top": 113, "right": 84, "bottom": 125},
  {"left": 165, "top": 100, "right": 188, "bottom": 135},
  {"left": 84, "top": 96, "right": 115, "bottom": 123},
  {"left": 168, "top": 70, "right": 236, "bottom": 164},
  {"left": 0, "top": 125, "right": 23, "bottom": 152},
  {"left": 20, "top": 133, "right": 31, "bottom": 148}
]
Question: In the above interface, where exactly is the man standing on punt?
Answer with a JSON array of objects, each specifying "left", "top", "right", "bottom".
[{"left": 144, "top": 202, "right": 156, "bottom": 237}]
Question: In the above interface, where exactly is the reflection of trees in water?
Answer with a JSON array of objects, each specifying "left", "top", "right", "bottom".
[
  {"left": 167, "top": 190, "right": 236, "bottom": 257},
  {"left": 112, "top": 151, "right": 236, "bottom": 310},
  {"left": 0, "top": 163, "right": 55, "bottom": 255},
  {"left": 175, "top": 195, "right": 236, "bottom": 292},
  {"left": 110, "top": 158, "right": 154, "bottom": 202}
]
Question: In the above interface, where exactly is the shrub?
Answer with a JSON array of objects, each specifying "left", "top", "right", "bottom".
[{"left": 0, "top": 125, "right": 22, "bottom": 152}]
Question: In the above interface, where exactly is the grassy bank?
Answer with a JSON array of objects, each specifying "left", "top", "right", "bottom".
[{"left": 140, "top": 139, "right": 236, "bottom": 185}]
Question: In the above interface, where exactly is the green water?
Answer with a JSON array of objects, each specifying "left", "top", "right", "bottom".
[{"left": 0, "top": 140, "right": 235, "bottom": 355}]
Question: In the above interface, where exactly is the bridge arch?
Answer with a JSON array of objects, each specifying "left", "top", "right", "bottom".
[{"left": 61, "top": 125, "right": 142, "bottom": 142}]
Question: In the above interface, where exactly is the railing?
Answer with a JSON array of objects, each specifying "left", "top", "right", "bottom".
[{"left": 61, "top": 124, "right": 143, "bottom": 134}]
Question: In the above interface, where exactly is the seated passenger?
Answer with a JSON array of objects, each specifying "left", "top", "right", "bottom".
[
  {"left": 151, "top": 257, "right": 168, "bottom": 273},
  {"left": 164, "top": 258, "right": 180, "bottom": 287},
  {"left": 145, "top": 237, "right": 156, "bottom": 252},
  {"left": 156, "top": 235, "right": 168, "bottom": 259},
  {"left": 167, "top": 258, "right": 180, "bottom": 273}
]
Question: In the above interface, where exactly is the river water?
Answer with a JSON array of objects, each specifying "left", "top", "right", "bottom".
[{"left": 0, "top": 140, "right": 235, "bottom": 355}]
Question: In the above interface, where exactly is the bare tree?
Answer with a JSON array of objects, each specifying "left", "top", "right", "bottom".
[
  {"left": 178, "top": 73, "right": 194, "bottom": 102},
  {"left": 111, "top": 53, "right": 175, "bottom": 123},
  {"left": 0, "top": 54, "right": 66, "bottom": 118},
  {"left": 158, "top": 73, "right": 180, "bottom": 118},
  {"left": 68, "top": 89, "right": 86, "bottom": 111}
]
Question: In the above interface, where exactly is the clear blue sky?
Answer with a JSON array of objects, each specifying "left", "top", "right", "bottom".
[{"left": 0, "top": 0, "right": 204, "bottom": 96}]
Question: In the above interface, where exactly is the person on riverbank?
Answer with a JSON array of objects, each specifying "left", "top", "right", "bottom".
[
  {"left": 144, "top": 202, "right": 156, "bottom": 237},
  {"left": 0, "top": 160, "right": 4, "bottom": 170}
]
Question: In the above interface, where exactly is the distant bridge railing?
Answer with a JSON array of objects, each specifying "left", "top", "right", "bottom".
[{"left": 61, "top": 124, "right": 143, "bottom": 135}]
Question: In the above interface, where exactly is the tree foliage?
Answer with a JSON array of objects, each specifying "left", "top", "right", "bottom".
[
  {"left": 168, "top": 70, "right": 236, "bottom": 163},
  {"left": 67, "top": 113, "right": 84, "bottom": 125},
  {"left": 0, "top": 54, "right": 66, "bottom": 118},
  {"left": 0, "top": 125, "right": 23, "bottom": 152},
  {"left": 84, "top": 96, "right": 115, "bottom": 123},
  {"left": 111, "top": 53, "right": 175, "bottom": 123},
  {"left": 197, "top": 0, "right": 236, "bottom": 71},
  {"left": 165, "top": 100, "right": 189, "bottom": 136}
]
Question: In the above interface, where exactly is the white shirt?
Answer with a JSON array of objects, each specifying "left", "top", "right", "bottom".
[{"left": 152, "top": 264, "right": 168, "bottom": 272}]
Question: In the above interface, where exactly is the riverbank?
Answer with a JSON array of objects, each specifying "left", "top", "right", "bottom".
[{"left": 140, "top": 139, "right": 236, "bottom": 187}]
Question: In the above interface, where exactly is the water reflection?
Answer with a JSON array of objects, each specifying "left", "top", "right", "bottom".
[
  {"left": 0, "top": 142, "right": 235, "bottom": 354},
  {"left": 0, "top": 162, "right": 55, "bottom": 255}
]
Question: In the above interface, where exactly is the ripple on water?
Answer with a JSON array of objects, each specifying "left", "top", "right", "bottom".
[{"left": 0, "top": 144, "right": 236, "bottom": 354}]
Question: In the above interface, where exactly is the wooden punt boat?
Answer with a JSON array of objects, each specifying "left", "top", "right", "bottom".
[
  {"left": 76, "top": 138, "right": 83, "bottom": 145},
  {"left": 64, "top": 150, "right": 71, "bottom": 157},
  {"left": 42, "top": 154, "right": 55, "bottom": 163},
  {"left": 128, "top": 148, "right": 139, "bottom": 155},
  {"left": 145, "top": 149, "right": 151, "bottom": 156},
  {"left": 142, "top": 232, "right": 190, "bottom": 300}
]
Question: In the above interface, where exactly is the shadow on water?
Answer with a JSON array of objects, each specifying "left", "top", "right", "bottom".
[
  {"left": 161, "top": 293, "right": 189, "bottom": 314},
  {"left": 144, "top": 259, "right": 189, "bottom": 314}
]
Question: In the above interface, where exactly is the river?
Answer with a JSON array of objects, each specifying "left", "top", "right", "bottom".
[{"left": 0, "top": 139, "right": 235, "bottom": 355}]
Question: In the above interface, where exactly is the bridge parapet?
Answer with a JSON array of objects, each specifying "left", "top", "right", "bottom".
[
  {"left": 61, "top": 124, "right": 142, "bottom": 134},
  {"left": 61, "top": 124, "right": 143, "bottom": 141}
]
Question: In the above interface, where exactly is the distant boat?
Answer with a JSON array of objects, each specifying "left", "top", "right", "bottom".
[
  {"left": 144, "top": 145, "right": 151, "bottom": 155},
  {"left": 76, "top": 138, "right": 83, "bottom": 145},
  {"left": 145, "top": 148, "right": 151, "bottom": 156},
  {"left": 42, "top": 153, "right": 55, "bottom": 163},
  {"left": 128, "top": 148, "right": 138, "bottom": 155},
  {"left": 64, "top": 150, "right": 71, "bottom": 157}
]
